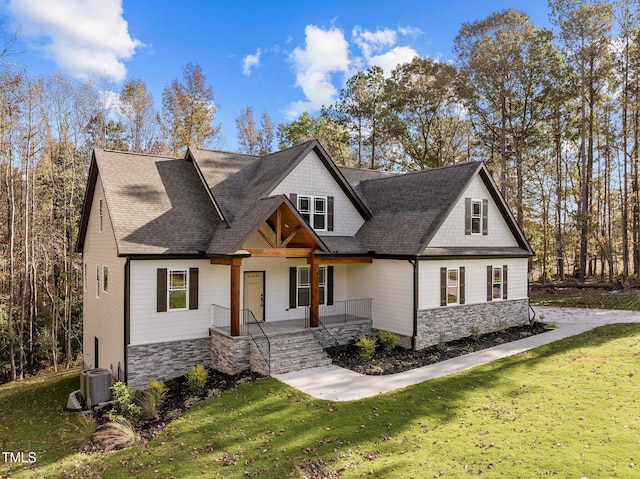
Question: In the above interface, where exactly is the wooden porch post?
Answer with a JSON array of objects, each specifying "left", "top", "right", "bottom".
[
  {"left": 309, "top": 258, "right": 319, "bottom": 328},
  {"left": 230, "top": 258, "right": 242, "bottom": 336}
]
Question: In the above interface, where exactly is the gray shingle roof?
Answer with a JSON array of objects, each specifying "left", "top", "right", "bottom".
[{"left": 94, "top": 150, "right": 221, "bottom": 255}]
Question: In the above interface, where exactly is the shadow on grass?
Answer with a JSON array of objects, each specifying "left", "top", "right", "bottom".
[{"left": 4, "top": 324, "right": 639, "bottom": 478}]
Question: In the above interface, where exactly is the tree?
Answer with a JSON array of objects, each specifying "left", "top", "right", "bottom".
[
  {"left": 236, "top": 107, "right": 274, "bottom": 156},
  {"left": 455, "top": 9, "right": 560, "bottom": 225},
  {"left": 161, "top": 63, "right": 219, "bottom": 155},
  {"left": 385, "top": 57, "right": 470, "bottom": 169},
  {"left": 550, "top": 0, "right": 613, "bottom": 282},
  {"left": 277, "top": 111, "right": 352, "bottom": 165},
  {"left": 119, "top": 79, "right": 160, "bottom": 153}
]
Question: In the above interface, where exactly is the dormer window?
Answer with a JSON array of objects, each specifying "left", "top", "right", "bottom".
[{"left": 298, "top": 195, "right": 327, "bottom": 231}]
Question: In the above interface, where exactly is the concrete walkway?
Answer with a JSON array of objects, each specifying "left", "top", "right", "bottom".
[{"left": 274, "top": 306, "right": 640, "bottom": 401}]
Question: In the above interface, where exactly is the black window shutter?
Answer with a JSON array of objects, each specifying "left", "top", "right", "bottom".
[
  {"left": 459, "top": 267, "right": 466, "bottom": 304},
  {"left": 487, "top": 265, "right": 493, "bottom": 301},
  {"left": 327, "top": 196, "right": 334, "bottom": 231},
  {"left": 157, "top": 268, "right": 167, "bottom": 312},
  {"left": 189, "top": 268, "right": 199, "bottom": 310},
  {"left": 503, "top": 265, "right": 508, "bottom": 299},
  {"left": 465, "top": 198, "right": 472, "bottom": 235},
  {"left": 440, "top": 267, "right": 447, "bottom": 306},
  {"left": 327, "top": 266, "right": 334, "bottom": 305},
  {"left": 482, "top": 199, "right": 489, "bottom": 235},
  {"left": 289, "top": 267, "right": 297, "bottom": 309},
  {"left": 290, "top": 193, "right": 298, "bottom": 209}
]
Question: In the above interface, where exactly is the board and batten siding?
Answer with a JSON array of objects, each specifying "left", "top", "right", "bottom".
[
  {"left": 129, "top": 260, "right": 228, "bottom": 345},
  {"left": 269, "top": 150, "right": 364, "bottom": 236},
  {"left": 347, "top": 260, "right": 413, "bottom": 336},
  {"left": 418, "top": 258, "right": 528, "bottom": 310},
  {"left": 82, "top": 174, "right": 126, "bottom": 375},
  {"left": 427, "top": 174, "right": 519, "bottom": 249}
]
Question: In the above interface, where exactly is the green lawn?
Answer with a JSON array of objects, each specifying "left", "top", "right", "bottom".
[
  {"left": 531, "top": 290, "right": 640, "bottom": 310},
  {"left": 3, "top": 324, "right": 640, "bottom": 478}
]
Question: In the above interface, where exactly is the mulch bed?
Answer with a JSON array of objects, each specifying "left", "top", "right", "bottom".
[{"left": 331, "top": 323, "right": 549, "bottom": 375}]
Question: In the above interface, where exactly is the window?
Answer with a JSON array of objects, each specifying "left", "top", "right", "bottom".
[
  {"left": 297, "top": 266, "right": 326, "bottom": 306},
  {"left": 471, "top": 200, "right": 482, "bottom": 234},
  {"left": 440, "top": 266, "right": 465, "bottom": 306},
  {"left": 102, "top": 266, "right": 109, "bottom": 293},
  {"left": 298, "top": 195, "right": 327, "bottom": 231},
  {"left": 99, "top": 199, "right": 103, "bottom": 233},
  {"left": 487, "top": 265, "right": 508, "bottom": 301},
  {"left": 96, "top": 265, "right": 101, "bottom": 298},
  {"left": 447, "top": 268, "right": 459, "bottom": 305},
  {"left": 492, "top": 266, "right": 502, "bottom": 300},
  {"left": 168, "top": 269, "right": 188, "bottom": 310}
]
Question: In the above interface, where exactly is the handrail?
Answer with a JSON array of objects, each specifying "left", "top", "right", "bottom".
[
  {"left": 211, "top": 304, "right": 271, "bottom": 375},
  {"left": 244, "top": 309, "right": 271, "bottom": 376},
  {"left": 305, "top": 307, "right": 339, "bottom": 357}
]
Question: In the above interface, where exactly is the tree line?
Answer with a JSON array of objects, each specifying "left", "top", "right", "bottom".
[{"left": 1, "top": 0, "right": 638, "bottom": 381}]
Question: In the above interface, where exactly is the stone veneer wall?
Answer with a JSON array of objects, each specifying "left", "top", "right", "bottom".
[
  {"left": 127, "top": 337, "right": 211, "bottom": 389},
  {"left": 209, "top": 328, "right": 252, "bottom": 375},
  {"left": 314, "top": 319, "right": 373, "bottom": 346},
  {"left": 415, "top": 299, "right": 530, "bottom": 350}
]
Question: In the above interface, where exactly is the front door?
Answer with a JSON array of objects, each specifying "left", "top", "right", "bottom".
[{"left": 244, "top": 271, "right": 265, "bottom": 321}]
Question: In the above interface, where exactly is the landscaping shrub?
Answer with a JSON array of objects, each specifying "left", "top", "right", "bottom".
[
  {"left": 141, "top": 379, "right": 166, "bottom": 420},
  {"left": 378, "top": 330, "right": 397, "bottom": 352},
  {"left": 355, "top": 336, "right": 377, "bottom": 359},
  {"left": 109, "top": 381, "right": 141, "bottom": 421},
  {"left": 187, "top": 364, "right": 208, "bottom": 393},
  {"left": 92, "top": 416, "right": 143, "bottom": 451}
]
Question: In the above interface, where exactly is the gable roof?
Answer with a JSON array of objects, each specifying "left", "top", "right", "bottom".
[
  {"left": 349, "top": 161, "right": 533, "bottom": 257},
  {"left": 77, "top": 149, "right": 222, "bottom": 255}
]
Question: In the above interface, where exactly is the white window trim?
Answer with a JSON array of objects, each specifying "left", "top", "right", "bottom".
[
  {"left": 492, "top": 266, "right": 503, "bottom": 301},
  {"left": 168, "top": 269, "right": 189, "bottom": 311},
  {"left": 98, "top": 199, "right": 103, "bottom": 233},
  {"left": 298, "top": 195, "right": 328, "bottom": 232},
  {"left": 447, "top": 267, "right": 459, "bottom": 305},
  {"left": 297, "top": 266, "right": 326, "bottom": 306},
  {"left": 96, "top": 264, "right": 101, "bottom": 299},
  {"left": 102, "top": 265, "right": 109, "bottom": 293},
  {"left": 470, "top": 199, "right": 482, "bottom": 235}
]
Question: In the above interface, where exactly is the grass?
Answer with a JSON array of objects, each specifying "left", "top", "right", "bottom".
[
  {"left": 531, "top": 290, "right": 640, "bottom": 310},
  {"left": 2, "top": 324, "right": 640, "bottom": 478}
]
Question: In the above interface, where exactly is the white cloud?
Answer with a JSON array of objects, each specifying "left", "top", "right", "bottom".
[
  {"left": 242, "top": 48, "right": 261, "bottom": 76},
  {"left": 286, "top": 25, "right": 351, "bottom": 118},
  {"left": 8, "top": 0, "right": 143, "bottom": 81},
  {"left": 398, "top": 25, "right": 423, "bottom": 38},
  {"left": 368, "top": 46, "right": 419, "bottom": 76},
  {"left": 352, "top": 26, "right": 397, "bottom": 59}
]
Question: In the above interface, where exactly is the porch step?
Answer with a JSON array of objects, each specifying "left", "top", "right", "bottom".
[{"left": 249, "top": 329, "right": 332, "bottom": 376}]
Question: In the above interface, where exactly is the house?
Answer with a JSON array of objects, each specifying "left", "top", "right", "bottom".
[{"left": 77, "top": 140, "right": 534, "bottom": 388}]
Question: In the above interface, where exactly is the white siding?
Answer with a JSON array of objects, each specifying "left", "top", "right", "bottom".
[
  {"left": 348, "top": 260, "right": 413, "bottom": 336},
  {"left": 418, "top": 257, "right": 529, "bottom": 310},
  {"left": 82, "top": 175, "right": 126, "bottom": 375},
  {"left": 129, "top": 259, "right": 227, "bottom": 345},
  {"left": 427, "top": 174, "right": 519, "bottom": 248},
  {"left": 270, "top": 150, "right": 364, "bottom": 236}
]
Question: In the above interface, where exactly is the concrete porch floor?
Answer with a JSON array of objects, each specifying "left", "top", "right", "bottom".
[{"left": 213, "top": 314, "right": 370, "bottom": 337}]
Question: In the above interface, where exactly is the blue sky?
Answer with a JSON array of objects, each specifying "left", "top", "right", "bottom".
[{"left": 0, "top": 0, "right": 551, "bottom": 151}]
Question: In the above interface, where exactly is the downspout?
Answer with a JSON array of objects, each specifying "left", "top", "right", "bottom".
[
  {"left": 409, "top": 258, "right": 418, "bottom": 351},
  {"left": 123, "top": 258, "right": 130, "bottom": 384}
]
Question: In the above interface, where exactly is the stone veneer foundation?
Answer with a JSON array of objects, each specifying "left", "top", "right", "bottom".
[
  {"left": 414, "top": 299, "right": 530, "bottom": 350},
  {"left": 127, "top": 337, "right": 211, "bottom": 389}
]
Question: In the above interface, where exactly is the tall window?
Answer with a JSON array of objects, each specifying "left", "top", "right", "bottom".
[
  {"left": 447, "top": 268, "right": 459, "bottom": 305},
  {"left": 492, "top": 266, "right": 502, "bottom": 300},
  {"left": 298, "top": 195, "right": 327, "bottom": 231},
  {"left": 297, "top": 266, "right": 326, "bottom": 306},
  {"left": 99, "top": 199, "right": 103, "bottom": 233},
  {"left": 168, "top": 269, "right": 188, "bottom": 310},
  {"left": 102, "top": 266, "right": 109, "bottom": 293},
  {"left": 96, "top": 265, "right": 101, "bottom": 298},
  {"left": 471, "top": 200, "right": 482, "bottom": 234}
]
